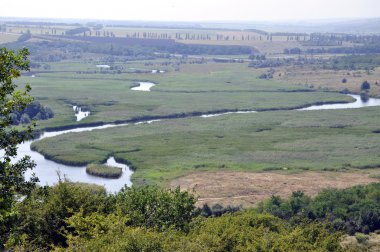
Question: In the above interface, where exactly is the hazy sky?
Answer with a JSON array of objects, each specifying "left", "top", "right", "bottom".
[{"left": 1, "top": 0, "right": 379, "bottom": 22}]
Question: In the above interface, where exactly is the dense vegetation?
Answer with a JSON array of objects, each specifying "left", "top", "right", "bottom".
[
  {"left": 86, "top": 163, "right": 122, "bottom": 178},
  {"left": 5, "top": 181, "right": 380, "bottom": 251},
  {"left": 258, "top": 183, "right": 380, "bottom": 234},
  {"left": 6, "top": 35, "right": 255, "bottom": 63},
  {"left": 0, "top": 48, "right": 38, "bottom": 248},
  {"left": 32, "top": 104, "right": 380, "bottom": 186},
  {"left": 251, "top": 53, "right": 380, "bottom": 70},
  {"left": 10, "top": 100, "right": 54, "bottom": 125}
]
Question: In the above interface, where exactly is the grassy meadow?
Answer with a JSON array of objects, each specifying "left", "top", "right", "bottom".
[
  {"left": 275, "top": 66, "right": 380, "bottom": 96},
  {"left": 32, "top": 105, "right": 380, "bottom": 185},
  {"left": 19, "top": 60, "right": 352, "bottom": 130},
  {"left": 19, "top": 58, "right": 379, "bottom": 187}
]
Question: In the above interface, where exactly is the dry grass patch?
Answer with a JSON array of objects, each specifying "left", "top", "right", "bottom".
[
  {"left": 275, "top": 66, "right": 380, "bottom": 96},
  {"left": 171, "top": 170, "right": 379, "bottom": 207},
  {"left": 0, "top": 33, "right": 20, "bottom": 44},
  {"left": 341, "top": 233, "right": 380, "bottom": 252}
]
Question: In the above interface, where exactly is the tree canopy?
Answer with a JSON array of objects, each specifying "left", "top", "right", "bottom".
[{"left": 0, "top": 47, "right": 38, "bottom": 247}]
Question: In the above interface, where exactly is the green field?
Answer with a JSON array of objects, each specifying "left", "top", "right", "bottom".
[
  {"left": 19, "top": 61, "right": 352, "bottom": 130},
  {"left": 21, "top": 59, "right": 378, "bottom": 186},
  {"left": 32, "top": 101, "right": 380, "bottom": 186}
]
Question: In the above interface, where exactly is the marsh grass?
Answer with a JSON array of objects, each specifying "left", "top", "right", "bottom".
[
  {"left": 86, "top": 164, "right": 122, "bottom": 179},
  {"left": 33, "top": 107, "right": 380, "bottom": 185}
]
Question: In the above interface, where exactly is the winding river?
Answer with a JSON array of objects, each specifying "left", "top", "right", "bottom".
[{"left": 18, "top": 93, "right": 380, "bottom": 192}]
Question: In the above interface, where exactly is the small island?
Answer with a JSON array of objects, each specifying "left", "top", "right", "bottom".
[{"left": 86, "top": 163, "right": 123, "bottom": 179}]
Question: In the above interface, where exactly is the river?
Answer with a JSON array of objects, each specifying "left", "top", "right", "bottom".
[{"left": 19, "top": 93, "right": 380, "bottom": 192}]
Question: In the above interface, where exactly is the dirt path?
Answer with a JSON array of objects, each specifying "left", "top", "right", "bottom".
[{"left": 171, "top": 170, "right": 380, "bottom": 207}]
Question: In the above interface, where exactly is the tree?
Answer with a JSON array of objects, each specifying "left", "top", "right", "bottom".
[
  {"left": 361, "top": 80, "right": 371, "bottom": 90},
  {"left": 0, "top": 47, "right": 38, "bottom": 247},
  {"left": 115, "top": 186, "right": 196, "bottom": 232},
  {"left": 8, "top": 181, "right": 108, "bottom": 249}
]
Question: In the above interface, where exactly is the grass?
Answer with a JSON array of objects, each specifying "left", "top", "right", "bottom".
[
  {"left": 171, "top": 170, "right": 378, "bottom": 207},
  {"left": 17, "top": 60, "right": 352, "bottom": 130},
  {"left": 86, "top": 163, "right": 122, "bottom": 178},
  {"left": 370, "top": 174, "right": 380, "bottom": 179},
  {"left": 18, "top": 59, "right": 380, "bottom": 187},
  {"left": 32, "top": 106, "right": 380, "bottom": 186},
  {"left": 0, "top": 33, "right": 20, "bottom": 44},
  {"left": 275, "top": 66, "right": 380, "bottom": 96}
]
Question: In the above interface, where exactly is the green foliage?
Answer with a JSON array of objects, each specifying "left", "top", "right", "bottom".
[
  {"left": 6, "top": 182, "right": 363, "bottom": 251},
  {"left": 8, "top": 184, "right": 196, "bottom": 250},
  {"left": 0, "top": 47, "right": 38, "bottom": 247},
  {"left": 61, "top": 211, "right": 342, "bottom": 252},
  {"left": 259, "top": 183, "right": 380, "bottom": 235},
  {"left": 86, "top": 163, "right": 122, "bottom": 178},
  {"left": 10, "top": 100, "right": 54, "bottom": 125},
  {"left": 361, "top": 80, "right": 371, "bottom": 90},
  {"left": 7, "top": 181, "right": 109, "bottom": 250},
  {"left": 257, "top": 191, "right": 312, "bottom": 221},
  {"left": 355, "top": 233, "right": 369, "bottom": 244},
  {"left": 115, "top": 186, "right": 196, "bottom": 231},
  {"left": 198, "top": 203, "right": 241, "bottom": 217},
  {"left": 65, "top": 211, "right": 129, "bottom": 241}
]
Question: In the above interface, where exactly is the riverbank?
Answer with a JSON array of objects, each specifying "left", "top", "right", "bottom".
[{"left": 30, "top": 96, "right": 380, "bottom": 187}]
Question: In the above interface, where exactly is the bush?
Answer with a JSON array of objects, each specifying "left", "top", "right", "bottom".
[
  {"left": 60, "top": 211, "right": 343, "bottom": 252},
  {"left": 355, "top": 233, "right": 369, "bottom": 244},
  {"left": 7, "top": 181, "right": 108, "bottom": 249},
  {"left": 258, "top": 72, "right": 273, "bottom": 79},
  {"left": 11, "top": 101, "right": 54, "bottom": 125},
  {"left": 361, "top": 81, "right": 371, "bottom": 90},
  {"left": 115, "top": 186, "right": 196, "bottom": 231},
  {"left": 19, "top": 113, "right": 31, "bottom": 124}
]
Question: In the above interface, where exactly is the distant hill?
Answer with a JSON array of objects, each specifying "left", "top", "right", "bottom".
[
  {"left": 1, "top": 17, "right": 380, "bottom": 34},
  {"left": 199, "top": 18, "right": 380, "bottom": 34}
]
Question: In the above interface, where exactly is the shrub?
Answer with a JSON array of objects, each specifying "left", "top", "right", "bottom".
[
  {"left": 361, "top": 81, "right": 371, "bottom": 90},
  {"left": 8, "top": 181, "right": 108, "bottom": 249},
  {"left": 115, "top": 186, "right": 196, "bottom": 231},
  {"left": 355, "top": 233, "right": 369, "bottom": 244}
]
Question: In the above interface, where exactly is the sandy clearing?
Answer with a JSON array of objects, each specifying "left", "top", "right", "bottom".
[{"left": 170, "top": 170, "right": 380, "bottom": 207}]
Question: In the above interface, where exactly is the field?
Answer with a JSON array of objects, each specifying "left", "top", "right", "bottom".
[
  {"left": 275, "top": 66, "right": 380, "bottom": 96},
  {"left": 1, "top": 22, "right": 363, "bottom": 55},
  {"left": 171, "top": 170, "right": 380, "bottom": 207},
  {"left": 32, "top": 105, "right": 380, "bottom": 186},
  {"left": 0, "top": 32, "right": 20, "bottom": 43},
  {"left": 18, "top": 60, "right": 353, "bottom": 130}
]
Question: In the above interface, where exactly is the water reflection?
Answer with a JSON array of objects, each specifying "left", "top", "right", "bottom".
[
  {"left": 73, "top": 106, "right": 90, "bottom": 121},
  {"left": 131, "top": 82, "right": 156, "bottom": 91},
  {"left": 298, "top": 94, "right": 380, "bottom": 111}
]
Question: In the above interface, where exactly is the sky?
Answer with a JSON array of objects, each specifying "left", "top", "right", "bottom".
[{"left": 1, "top": 0, "right": 379, "bottom": 22}]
